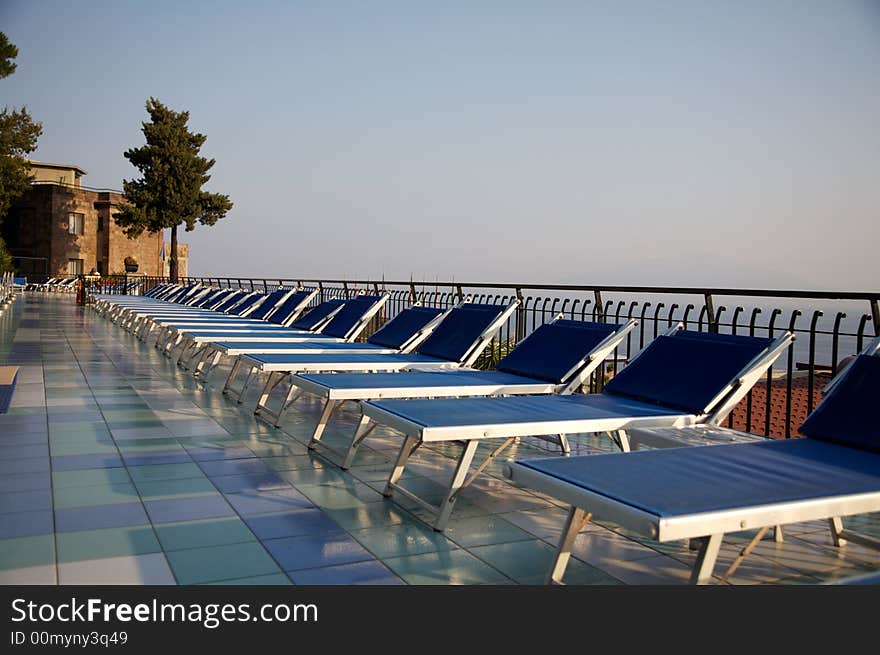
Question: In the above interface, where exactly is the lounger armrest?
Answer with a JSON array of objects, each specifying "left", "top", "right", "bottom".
[
  {"left": 560, "top": 319, "right": 639, "bottom": 394},
  {"left": 459, "top": 299, "right": 521, "bottom": 368},
  {"left": 704, "top": 331, "right": 795, "bottom": 425}
]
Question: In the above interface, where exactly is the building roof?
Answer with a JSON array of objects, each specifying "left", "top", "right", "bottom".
[{"left": 28, "top": 160, "right": 89, "bottom": 177}]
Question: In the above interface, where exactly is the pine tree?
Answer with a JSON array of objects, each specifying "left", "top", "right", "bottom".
[
  {"left": 0, "top": 32, "right": 43, "bottom": 222},
  {"left": 114, "top": 98, "right": 232, "bottom": 281}
]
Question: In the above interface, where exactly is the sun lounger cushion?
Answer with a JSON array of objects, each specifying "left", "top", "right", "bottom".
[
  {"left": 799, "top": 354, "right": 880, "bottom": 454},
  {"left": 495, "top": 320, "right": 619, "bottom": 383},
  {"left": 367, "top": 307, "right": 445, "bottom": 348},
  {"left": 603, "top": 330, "right": 773, "bottom": 414},
  {"left": 516, "top": 438, "right": 880, "bottom": 517},
  {"left": 0, "top": 366, "right": 19, "bottom": 413},
  {"left": 415, "top": 304, "right": 504, "bottom": 362},
  {"left": 229, "top": 293, "right": 266, "bottom": 316}
]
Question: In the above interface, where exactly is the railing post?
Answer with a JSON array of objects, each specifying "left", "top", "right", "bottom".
[
  {"left": 318, "top": 282, "right": 324, "bottom": 303},
  {"left": 593, "top": 290, "right": 604, "bottom": 321},
  {"left": 704, "top": 293, "right": 717, "bottom": 332},
  {"left": 343, "top": 281, "right": 349, "bottom": 298},
  {"left": 409, "top": 281, "right": 417, "bottom": 305},
  {"left": 871, "top": 299, "right": 880, "bottom": 337},
  {"left": 515, "top": 287, "right": 525, "bottom": 341}
]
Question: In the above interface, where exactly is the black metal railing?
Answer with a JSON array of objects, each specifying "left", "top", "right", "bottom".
[{"left": 114, "top": 276, "right": 880, "bottom": 439}]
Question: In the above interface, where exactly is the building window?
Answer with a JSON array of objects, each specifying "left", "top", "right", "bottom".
[
  {"left": 67, "top": 259, "right": 83, "bottom": 275},
  {"left": 98, "top": 216, "right": 104, "bottom": 232},
  {"left": 68, "top": 213, "right": 84, "bottom": 235},
  {"left": 96, "top": 260, "right": 105, "bottom": 275}
]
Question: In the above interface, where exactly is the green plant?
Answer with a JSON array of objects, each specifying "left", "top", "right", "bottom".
[{"left": 473, "top": 337, "right": 517, "bottom": 370}]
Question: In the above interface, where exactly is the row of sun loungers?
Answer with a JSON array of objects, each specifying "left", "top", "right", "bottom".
[{"left": 91, "top": 282, "right": 880, "bottom": 584}]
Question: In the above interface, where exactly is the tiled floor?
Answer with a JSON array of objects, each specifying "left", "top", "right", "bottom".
[{"left": 1, "top": 293, "right": 879, "bottom": 585}]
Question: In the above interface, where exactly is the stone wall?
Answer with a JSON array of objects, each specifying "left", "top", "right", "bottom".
[{"left": 4, "top": 185, "right": 184, "bottom": 277}]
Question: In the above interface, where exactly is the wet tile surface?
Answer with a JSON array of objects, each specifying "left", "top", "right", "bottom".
[{"left": 2, "top": 293, "right": 879, "bottom": 586}]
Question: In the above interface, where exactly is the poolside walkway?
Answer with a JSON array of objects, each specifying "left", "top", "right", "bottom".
[{"left": 1, "top": 293, "right": 879, "bottom": 585}]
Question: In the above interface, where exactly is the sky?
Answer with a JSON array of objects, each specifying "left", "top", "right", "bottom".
[{"left": 1, "top": 1, "right": 879, "bottom": 290}]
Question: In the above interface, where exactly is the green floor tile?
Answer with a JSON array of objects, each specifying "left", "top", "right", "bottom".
[
  {"left": 134, "top": 477, "right": 217, "bottom": 500},
  {"left": 278, "top": 464, "right": 349, "bottom": 486},
  {"left": 0, "top": 534, "right": 55, "bottom": 570},
  {"left": 127, "top": 462, "right": 204, "bottom": 482},
  {"left": 52, "top": 467, "right": 131, "bottom": 488},
  {"left": 165, "top": 542, "right": 282, "bottom": 584},
  {"left": 53, "top": 481, "right": 140, "bottom": 509},
  {"left": 352, "top": 522, "right": 455, "bottom": 559},
  {"left": 469, "top": 539, "right": 621, "bottom": 585},
  {"left": 260, "top": 455, "right": 316, "bottom": 471},
  {"left": 49, "top": 423, "right": 113, "bottom": 438},
  {"left": 154, "top": 517, "right": 256, "bottom": 551},
  {"left": 296, "top": 482, "right": 383, "bottom": 510},
  {"left": 384, "top": 549, "right": 510, "bottom": 585},
  {"left": 322, "top": 501, "right": 413, "bottom": 531},
  {"left": 444, "top": 515, "right": 535, "bottom": 548},
  {"left": 56, "top": 526, "right": 161, "bottom": 563}
]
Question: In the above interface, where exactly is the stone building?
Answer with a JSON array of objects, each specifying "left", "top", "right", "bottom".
[{"left": 2, "top": 161, "right": 189, "bottom": 278}]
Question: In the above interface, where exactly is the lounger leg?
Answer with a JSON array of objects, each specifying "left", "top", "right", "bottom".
[
  {"left": 719, "top": 526, "right": 769, "bottom": 584},
  {"left": 223, "top": 358, "right": 244, "bottom": 393},
  {"left": 690, "top": 534, "right": 723, "bottom": 585},
  {"left": 384, "top": 435, "right": 420, "bottom": 496},
  {"left": 548, "top": 507, "right": 592, "bottom": 585},
  {"left": 434, "top": 440, "right": 480, "bottom": 531},
  {"left": 197, "top": 349, "right": 224, "bottom": 380},
  {"left": 253, "top": 371, "right": 285, "bottom": 415},
  {"left": 307, "top": 400, "right": 339, "bottom": 448},
  {"left": 829, "top": 517, "right": 847, "bottom": 547},
  {"left": 339, "top": 414, "right": 379, "bottom": 470},
  {"left": 276, "top": 385, "right": 305, "bottom": 426}
]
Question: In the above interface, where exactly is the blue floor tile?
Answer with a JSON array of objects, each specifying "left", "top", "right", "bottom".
[
  {"left": 0, "top": 509, "right": 54, "bottom": 538},
  {"left": 244, "top": 509, "right": 341, "bottom": 540},
  {"left": 55, "top": 502, "right": 150, "bottom": 533},
  {"left": 198, "top": 458, "right": 270, "bottom": 477},
  {"left": 263, "top": 532, "right": 374, "bottom": 571},
  {"left": 288, "top": 560, "right": 404, "bottom": 585},
  {"left": 224, "top": 489, "right": 314, "bottom": 516},
  {"left": 121, "top": 451, "right": 193, "bottom": 466},
  {"left": 0, "top": 457, "right": 50, "bottom": 474},
  {"left": 208, "top": 473, "right": 290, "bottom": 494},
  {"left": 52, "top": 454, "right": 124, "bottom": 471},
  {"left": 0, "top": 489, "right": 52, "bottom": 513},
  {"left": 0, "top": 472, "right": 51, "bottom": 493},
  {"left": 144, "top": 495, "right": 236, "bottom": 524}
]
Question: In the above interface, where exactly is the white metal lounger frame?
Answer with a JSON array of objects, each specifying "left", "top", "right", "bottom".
[
  {"left": 360, "top": 325, "right": 794, "bottom": 531},
  {"left": 158, "top": 290, "right": 346, "bottom": 363},
  {"left": 219, "top": 292, "right": 397, "bottom": 405},
  {"left": 506, "top": 335, "right": 880, "bottom": 585},
  {"left": 244, "top": 298, "right": 518, "bottom": 426},
  {"left": 183, "top": 289, "right": 319, "bottom": 376},
  {"left": 307, "top": 316, "right": 639, "bottom": 470}
]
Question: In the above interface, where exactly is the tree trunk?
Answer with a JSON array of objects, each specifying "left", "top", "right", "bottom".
[{"left": 170, "top": 224, "right": 178, "bottom": 283}]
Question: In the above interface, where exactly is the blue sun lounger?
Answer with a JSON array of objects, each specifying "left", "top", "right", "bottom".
[
  {"left": 356, "top": 325, "right": 794, "bottom": 530},
  {"left": 147, "top": 288, "right": 317, "bottom": 347},
  {"left": 506, "top": 336, "right": 880, "bottom": 585},
  {"left": 193, "top": 304, "right": 449, "bottom": 380},
  {"left": 168, "top": 294, "right": 389, "bottom": 363},
  {"left": 290, "top": 317, "right": 638, "bottom": 469},
  {"left": 232, "top": 301, "right": 520, "bottom": 425}
]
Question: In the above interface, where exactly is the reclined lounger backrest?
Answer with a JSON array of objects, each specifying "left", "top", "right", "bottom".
[
  {"left": 602, "top": 329, "right": 775, "bottom": 415},
  {"left": 415, "top": 303, "right": 508, "bottom": 364},
  {"left": 366, "top": 306, "right": 445, "bottom": 349},
  {"left": 319, "top": 295, "right": 387, "bottom": 340},
  {"left": 290, "top": 299, "right": 347, "bottom": 332},
  {"left": 228, "top": 292, "right": 267, "bottom": 316},
  {"left": 495, "top": 320, "right": 622, "bottom": 384},
  {"left": 799, "top": 354, "right": 880, "bottom": 454},
  {"left": 249, "top": 289, "right": 294, "bottom": 321},
  {"left": 193, "top": 288, "right": 227, "bottom": 308},
  {"left": 212, "top": 290, "right": 248, "bottom": 313},
  {"left": 266, "top": 290, "right": 315, "bottom": 325}
]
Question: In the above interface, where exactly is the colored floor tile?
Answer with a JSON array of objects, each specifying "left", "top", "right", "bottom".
[
  {"left": 262, "top": 532, "right": 374, "bottom": 571},
  {"left": 56, "top": 525, "right": 162, "bottom": 563},
  {"left": 154, "top": 517, "right": 256, "bottom": 551},
  {"left": 165, "top": 542, "right": 282, "bottom": 584}
]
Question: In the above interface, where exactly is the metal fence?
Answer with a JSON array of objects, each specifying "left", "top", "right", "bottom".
[{"left": 118, "top": 275, "right": 879, "bottom": 439}]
